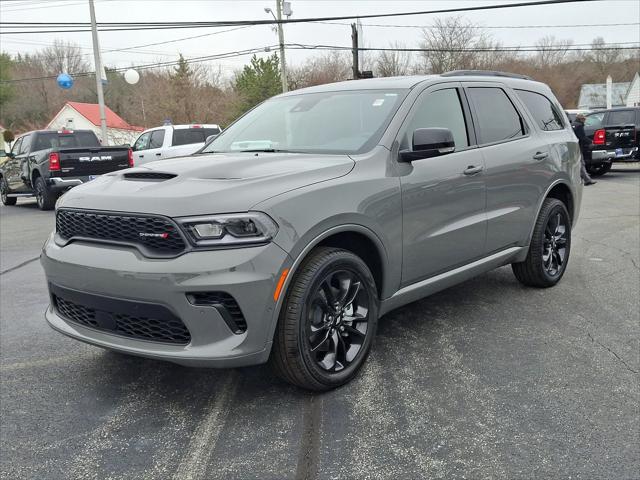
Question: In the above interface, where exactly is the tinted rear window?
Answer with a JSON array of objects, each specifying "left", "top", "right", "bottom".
[
  {"left": 172, "top": 128, "right": 221, "bottom": 146},
  {"left": 33, "top": 131, "right": 100, "bottom": 151},
  {"left": 516, "top": 90, "right": 564, "bottom": 131},
  {"left": 467, "top": 87, "right": 525, "bottom": 144},
  {"left": 607, "top": 110, "right": 636, "bottom": 125}
]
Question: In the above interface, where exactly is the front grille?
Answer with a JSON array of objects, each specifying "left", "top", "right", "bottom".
[
  {"left": 124, "top": 172, "right": 177, "bottom": 180},
  {"left": 52, "top": 285, "right": 191, "bottom": 345},
  {"left": 56, "top": 209, "right": 186, "bottom": 256},
  {"left": 187, "top": 291, "right": 247, "bottom": 334}
]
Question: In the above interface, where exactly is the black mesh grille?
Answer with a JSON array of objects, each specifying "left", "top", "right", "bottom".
[
  {"left": 124, "top": 172, "right": 177, "bottom": 180},
  {"left": 56, "top": 209, "right": 186, "bottom": 256},
  {"left": 53, "top": 291, "right": 191, "bottom": 345},
  {"left": 187, "top": 292, "right": 247, "bottom": 334}
]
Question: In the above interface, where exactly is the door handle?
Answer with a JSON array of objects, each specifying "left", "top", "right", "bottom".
[
  {"left": 139, "top": 154, "right": 144, "bottom": 158},
  {"left": 463, "top": 165, "right": 484, "bottom": 175},
  {"left": 155, "top": 153, "right": 162, "bottom": 156},
  {"left": 533, "top": 152, "right": 549, "bottom": 160}
]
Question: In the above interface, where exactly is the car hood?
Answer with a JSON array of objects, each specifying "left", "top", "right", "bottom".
[{"left": 57, "top": 152, "right": 355, "bottom": 217}]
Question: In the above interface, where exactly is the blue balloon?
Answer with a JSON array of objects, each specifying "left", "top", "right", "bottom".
[{"left": 57, "top": 73, "right": 74, "bottom": 90}]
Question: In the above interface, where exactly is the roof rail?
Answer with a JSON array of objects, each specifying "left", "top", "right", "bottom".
[{"left": 441, "top": 70, "right": 533, "bottom": 81}]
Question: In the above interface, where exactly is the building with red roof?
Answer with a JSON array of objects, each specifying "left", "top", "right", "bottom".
[{"left": 47, "top": 102, "right": 145, "bottom": 145}]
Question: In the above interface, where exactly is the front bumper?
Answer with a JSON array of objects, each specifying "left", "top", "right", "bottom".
[{"left": 41, "top": 234, "right": 291, "bottom": 367}]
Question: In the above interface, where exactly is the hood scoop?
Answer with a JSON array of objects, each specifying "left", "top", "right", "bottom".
[{"left": 124, "top": 171, "right": 177, "bottom": 181}]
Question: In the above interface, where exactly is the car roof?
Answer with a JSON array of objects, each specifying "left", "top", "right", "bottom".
[
  {"left": 279, "top": 71, "right": 548, "bottom": 97},
  {"left": 587, "top": 107, "right": 639, "bottom": 114}
]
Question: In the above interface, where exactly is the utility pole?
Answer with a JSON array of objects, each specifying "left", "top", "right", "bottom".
[
  {"left": 275, "top": 0, "right": 288, "bottom": 92},
  {"left": 88, "top": 0, "right": 108, "bottom": 145},
  {"left": 351, "top": 23, "right": 359, "bottom": 80}
]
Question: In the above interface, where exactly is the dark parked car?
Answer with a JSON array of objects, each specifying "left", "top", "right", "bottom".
[
  {"left": 0, "top": 129, "right": 132, "bottom": 210},
  {"left": 581, "top": 107, "right": 640, "bottom": 176}
]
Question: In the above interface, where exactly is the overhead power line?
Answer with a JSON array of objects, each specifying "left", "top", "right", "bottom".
[
  {"left": 0, "top": 0, "right": 599, "bottom": 34},
  {"left": 4, "top": 40, "right": 638, "bottom": 85}
]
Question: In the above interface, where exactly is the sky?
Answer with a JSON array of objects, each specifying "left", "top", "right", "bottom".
[{"left": 1, "top": 0, "right": 639, "bottom": 80}]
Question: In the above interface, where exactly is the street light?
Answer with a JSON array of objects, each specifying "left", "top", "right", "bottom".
[{"left": 264, "top": 1, "right": 289, "bottom": 93}]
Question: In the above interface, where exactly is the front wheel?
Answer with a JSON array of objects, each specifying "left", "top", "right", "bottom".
[
  {"left": 1, "top": 177, "right": 17, "bottom": 206},
  {"left": 512, "top": 198, "right": 571, "bottom": 288},
  {"left": 270, "top": 247, "right": 379, "bottom": 391},
  {"left": 34, "top": 177, "right": 56, "bottom": 211}
]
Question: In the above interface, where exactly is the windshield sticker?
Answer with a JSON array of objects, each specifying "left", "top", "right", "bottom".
[{"left": 372, "top": 99, "right": 385, "bottom": 107}]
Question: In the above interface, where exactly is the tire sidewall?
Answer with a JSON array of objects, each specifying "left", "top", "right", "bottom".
[
  {"left": 539, "top": 201, "right": 571, "bottom": 283},
  {"left": 295, "top": 252, "right": 378, "bottom": 388}
]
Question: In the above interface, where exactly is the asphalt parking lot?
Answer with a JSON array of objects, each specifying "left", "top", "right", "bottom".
[{"left": 1, "top": 165, "right": 638, "bottom": 480}]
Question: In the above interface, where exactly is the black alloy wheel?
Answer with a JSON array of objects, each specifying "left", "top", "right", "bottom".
[
  {"left": 542, "top": 211, "right": 568, "bottom": 277},
  {"left": 307, "top": 269, "right": 370, "bottom": 372},
  {"left": 270, "top": 247, "right": 379, "bottom": 391},
  {"left": 512, "top": 198, "right": 571, "bottom": 288},
  {"left": 34, "top": 177, "right": 56, "bottom": 210}
]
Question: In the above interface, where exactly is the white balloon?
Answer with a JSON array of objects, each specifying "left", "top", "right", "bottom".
[{"left": 124, "top": 69, "right": 140, "bottom": 85}]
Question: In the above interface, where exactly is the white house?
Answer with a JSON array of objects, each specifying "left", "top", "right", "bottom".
[
  {"left": 47, "top": 102, "right": 144, "bottom": 145},
  {"left": 0, "top": 123, "right": 10, "bottom": 154},
  {"left": 578, "top": 72, "right": 640, "bottom": 110},
  {"left": 626, "top": 72, "right": 640, "bottom": 107}
]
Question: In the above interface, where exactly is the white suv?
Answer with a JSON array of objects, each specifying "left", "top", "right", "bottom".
[{"left": 132, "top": 124, "right": 221, "bottom": 165}]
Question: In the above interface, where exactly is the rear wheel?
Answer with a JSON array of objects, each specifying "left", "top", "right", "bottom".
[
  {"left": 587, "top": 162, "right": 612, "bottom": 177},
  {"left": 270, "top": 247, "right": 378, "bottom": 391},
  {"left": 0, "top": 177, "right": 17, "bottom": 206},
  {"left": 34, "top": 176, "right": 56, "bottom": 211},
  {"left": 512, "top": 198, "right": 571, "bottom": 288}
]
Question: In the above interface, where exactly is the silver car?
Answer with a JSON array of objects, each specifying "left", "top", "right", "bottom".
[{"left": 41, "top": 71, "right": 582, "bottom": 391}]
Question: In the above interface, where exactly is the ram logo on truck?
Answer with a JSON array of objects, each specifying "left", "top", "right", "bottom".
[
  {"left": 79, "top": 155, "right": 113, "bottom": 162},
  {"left": 614, "top": 132, "right": 630, "bottom": 137}
]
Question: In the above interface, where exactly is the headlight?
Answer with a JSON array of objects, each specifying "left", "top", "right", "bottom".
[{"left": 176, "top": 212, "right": 278, "bottom": 248}]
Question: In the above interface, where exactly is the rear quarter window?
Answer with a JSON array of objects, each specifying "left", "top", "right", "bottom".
[
  {"left": 172, "top": 128, "right": 220, "bottom": 146},
  {"left": 607, "top": 110, "right": 636, "bottom": 126},
  {"left": 466, "top": 87, "right": 525, "bottom": 144},
  {"left": 33, "top": 131, "right": 100, "bottom": 150},
  {"left": 516, "top": 90, "right": 565, "bottom": 131}
]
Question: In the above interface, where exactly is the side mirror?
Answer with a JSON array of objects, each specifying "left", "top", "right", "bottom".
[
  {"left": 205, "top": 134, "right": 218, "bottom": 144},
  {"left": 399, "top": 128, "right": 455, "bottom": 162},
  {"left": 6, "top": 152, "right": 15, "bottom": 159}
]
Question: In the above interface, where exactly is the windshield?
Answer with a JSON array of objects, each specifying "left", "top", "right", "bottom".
[{"left": 203, "top": 89, "right": 407, "bottom": 155}]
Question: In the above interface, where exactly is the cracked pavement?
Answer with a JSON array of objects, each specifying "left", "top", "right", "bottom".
[{"left": 1, "top": 164, "right": 638, "bottom": 479}]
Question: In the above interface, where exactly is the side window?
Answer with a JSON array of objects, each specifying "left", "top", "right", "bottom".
[
  {"left": 403, "top": 88, "right": 469, "bottom": 150},
  {"left": 608, "top": 110, "right": 635, "bottom": 125},
  {"left": 133, "top": 132, "right": 151, "bottom": 151},
  {"left": 18, "top": 135, "right": 31, "bottom": 154},
  {"left": 149, "top": 129, "right": 165, "bottom": 149},
  {"left": 584, "top": 113, "right": 604, "bottom": 127},
  {"left": 516, "top": 90, "right": 564, "bottom": 131},
  {"left": 11, "top": 138, "right": 22, "bottom": 155},
  {"left": 467, "top": 87, "right": 525, "bottom": 144}
]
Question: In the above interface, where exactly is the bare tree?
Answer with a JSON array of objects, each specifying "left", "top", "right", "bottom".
[
  {"left": 534, "top": 36, "right": 574, "bottom": 67},
  {"left": 287, "top": 51, "right": 351, "bottom": 90},
  {"left": 37, "top": 40, "right": 90, "bottom": 74},
  {"left": 418, "top": 16, "right": 507, "bottom": 73},
  {"left": 375, "top": 42, "right": 412, "bottom": 77}
]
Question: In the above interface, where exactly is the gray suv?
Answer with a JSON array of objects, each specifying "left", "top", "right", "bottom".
[{"left": 41, "top": 71, "right": 582, "bottom": 391}]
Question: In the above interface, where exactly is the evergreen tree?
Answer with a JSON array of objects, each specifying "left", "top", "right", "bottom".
[{"left": 233, "top": 54, "right": 281, "bottom": 116}]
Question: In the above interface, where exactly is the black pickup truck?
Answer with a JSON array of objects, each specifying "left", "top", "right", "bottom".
[
  {"left": 0, "top": 129, "right": 132, "bottom": 210},
  {"left": 582, "top": 107, "right": 640, "bottom": 176}
]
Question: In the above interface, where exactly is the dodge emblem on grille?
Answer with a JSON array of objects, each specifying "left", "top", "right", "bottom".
[{"left": 139, "top": 232, "right": 170, "bottom": 239}]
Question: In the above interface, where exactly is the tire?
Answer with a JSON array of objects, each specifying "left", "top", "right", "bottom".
[
  {"left": 270, "top": 247, "right": 379, "bottom": 391},
  {"left": 34, "top": 176, "right": 56, "bottom": 211},
  {"left": 0, "top": 177, "right": 17, "bottom": 206},
  {"left": 512, "top": 198, "right": 571, "bottom": 288},
  {"left": 587, "top": 162, "right": 611, "bottom": 177}
]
